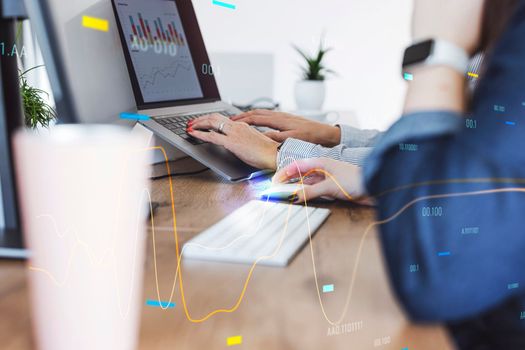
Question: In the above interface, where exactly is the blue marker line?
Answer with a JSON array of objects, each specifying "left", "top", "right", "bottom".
[
  {"left": 322, "top": 284, "right": 334, "bottom": 293},
  {"left": 505, "top": 121, "right": 516, "bottom": 126},
  {"left": 145, "top": 299, "right": 175, "bottom": 308},
  {"left": 437, "top": 251, "right": 451, "bottom": 257},
  {"left": 120, "top": 112, "right": 150, "bottom": 121},
  {"left": 212, "top": 0, "right": 236, "bottom": 9}
]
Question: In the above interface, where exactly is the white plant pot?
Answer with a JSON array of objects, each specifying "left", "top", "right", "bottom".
[{"left": 294, "top": 80, "right": 326, "bottom": 111}]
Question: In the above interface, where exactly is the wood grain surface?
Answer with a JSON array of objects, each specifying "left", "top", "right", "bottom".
[{"left": 0, "top": 159, "right": 454, "bottom": 350}]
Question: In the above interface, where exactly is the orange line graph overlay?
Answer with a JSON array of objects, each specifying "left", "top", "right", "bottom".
[{"left": 28, "top": 146, "right": 525, "bottom": 325}]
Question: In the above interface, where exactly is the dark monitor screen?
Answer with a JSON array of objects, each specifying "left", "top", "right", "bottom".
[
  {"left": 1, "top": 0, "right": 83, "bottom": 258},
  {"left": 112, "top": 0, "right": 220, "bottom": 109}
]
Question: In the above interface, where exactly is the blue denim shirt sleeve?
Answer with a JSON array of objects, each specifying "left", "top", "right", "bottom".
[
  {"left": 361, "top": 0, "right": 525, "bottom": 323},
  {"left": 363, "top": 111, "right": 463, "bottom": 183},
  {"left": 362, "top": 108, "right": 525, "bottom": 322}
]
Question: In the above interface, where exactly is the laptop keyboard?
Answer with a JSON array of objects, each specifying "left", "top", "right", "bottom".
[{"left": 155, "top": 111, "right": 235, "bottom": 145}]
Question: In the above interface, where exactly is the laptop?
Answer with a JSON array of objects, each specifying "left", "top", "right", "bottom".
[{"left": 111, "top": 0, "right": 268, "bottom": 182}]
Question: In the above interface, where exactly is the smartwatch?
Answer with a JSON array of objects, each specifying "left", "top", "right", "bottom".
[{"left": 402, "top": 39, "right": 470, "bottom": 77}]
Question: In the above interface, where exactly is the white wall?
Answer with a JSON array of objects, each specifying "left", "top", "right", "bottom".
[{"left": 193, "top": 0, "right": 413, "bottom": 130}]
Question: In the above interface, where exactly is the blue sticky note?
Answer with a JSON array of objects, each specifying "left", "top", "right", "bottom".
[
  {"left": 322, "top": 284, "right": 334, "bottom": 293},
  {"left": 120, "top": 112, "right": 150, "bottom": 121}
]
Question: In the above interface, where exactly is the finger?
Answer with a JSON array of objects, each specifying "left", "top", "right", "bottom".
[
  {"left": 302, "top": 174, "right": 325, "bottom": 185},
  {"left": 232, "top": 115, "right": 274, "bottom": 127},
  {"left": 190, "top": 114, "right": 227, "bottom": 131},
  {"left": 245, "top": 109, "right": 274, "bottom": 116},
  {"left": 231, "top": 109, "right": 271, "bottom": 120},
  {"left": 230, "top": 114, "right": 252, "bottom": 123},
  {"left": 188, "top": 130, "right": 227, "bottom": 145},
  {"left": 230, "top": 111, "right": 252, "bottom": 121},
  {"left": 263, "top": 130, "right": 295, "bottom": 142},
  {"left": 293, "top": 180, "right": 332, "bottom": 203},
  {"left": 273, "top": 158, "right": 327, "bottom": 184},
  {"left": 230, "top": 115, "right": 243, "bottom": 121},
  {"left": 191, "top": 113, "right": 225, "bottom": 124}
]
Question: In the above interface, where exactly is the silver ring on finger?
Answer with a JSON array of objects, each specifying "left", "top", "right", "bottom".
[{"left": 217, "top": 121, "right": 226, "bottom": 134}]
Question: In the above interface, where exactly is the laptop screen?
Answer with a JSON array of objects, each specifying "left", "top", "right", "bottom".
[{"left": 112, "top": 0, "right": 220, "bottom": 108}]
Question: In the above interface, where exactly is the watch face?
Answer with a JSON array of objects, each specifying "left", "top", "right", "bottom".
[{"left": 403, "top": 40, "right": 434, "bottom": 67}]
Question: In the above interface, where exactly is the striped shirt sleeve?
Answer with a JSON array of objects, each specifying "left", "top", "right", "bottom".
[
  {"left": 339, "top": 124, "right": 383, "bottom": 147},
  {"left": 276, "top": 138, "right": 373, "bottom": 169}
]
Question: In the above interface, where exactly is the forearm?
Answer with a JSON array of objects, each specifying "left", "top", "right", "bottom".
[{"left": 404, "top": 66, "right": 467, "bottom": 114}]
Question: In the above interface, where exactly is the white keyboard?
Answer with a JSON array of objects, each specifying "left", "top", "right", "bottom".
[{"left": 182, "top": 200, "right": 331, "bottom": 267}]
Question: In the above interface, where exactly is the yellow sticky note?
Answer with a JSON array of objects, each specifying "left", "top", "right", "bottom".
[
  {"left": 82, "top": 16, "right": 109, "bottom": 32},
  {"left": 226, "top": 335, "right": 242, "bottom": 346}
]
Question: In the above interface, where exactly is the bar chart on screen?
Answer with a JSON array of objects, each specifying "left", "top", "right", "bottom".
[
  {"left": 115, "top": 0, "right": 203, "bottom": 102},
  {"left": 127, "top": 12, "right": 186, "bottom": 56}
]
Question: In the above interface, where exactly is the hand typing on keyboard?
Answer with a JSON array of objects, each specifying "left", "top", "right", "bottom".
[{"left": 188, "top": 113, "right": 280, "bottom": 170}]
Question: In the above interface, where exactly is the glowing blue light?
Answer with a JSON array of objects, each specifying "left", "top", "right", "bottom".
[
  {"left": 212, "top": 0, "right": 236, "bottom": 9},
  {"left": 145, "top": 299, "right": 175, "bottom": 308},
  {"left": 120, "top": 112, "right": 150, "bottom": 121},
  {"left": 322, "top": 284, "right": 334, "bottom": 293}
]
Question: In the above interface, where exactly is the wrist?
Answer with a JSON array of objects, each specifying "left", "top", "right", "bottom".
[
  {"left": 323, "top": 125, "right": 341, "bottom": 147},
  {"left": 264, "top": 140, "right": 280, "bottom": 170},
  {"left": 404, "top": 66, "right": 466, "bottom": 114}
]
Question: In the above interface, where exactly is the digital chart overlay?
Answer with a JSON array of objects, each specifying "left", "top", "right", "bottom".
[{"left": 28, "top": 147, "right": 525, "bottom": 327}]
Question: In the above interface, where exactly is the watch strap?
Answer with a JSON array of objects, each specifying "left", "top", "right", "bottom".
[{"left": 426, "top": 40, "right": 470, "bottom": 74}]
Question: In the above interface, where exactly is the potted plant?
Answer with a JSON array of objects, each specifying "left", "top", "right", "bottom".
[
  {"left": 293, "top": 39, "right": 335, "bottom": 111},
  {"left": 14, "top": 21, "right": 56, "bottom": 129},
  {"left": 19, "top": 65, "right": 57, "bottom": 129}
]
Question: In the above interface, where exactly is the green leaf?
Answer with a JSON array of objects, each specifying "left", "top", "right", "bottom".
[
  {"left": 293, "top": 38, "right": 336, "bottom": 81},
  {"left": 19, "top": 65, "right": 57, "bottom": 129}
]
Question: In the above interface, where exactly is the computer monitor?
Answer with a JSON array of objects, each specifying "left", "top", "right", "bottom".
[
  {"left": 24, "top": 0, "right": 78, "bottom": 124},
  {"left": 0, "top": 0, "right": 28, "bottom": 258},
  {"left": 25, "top": 0, "right": 183, "bottom": 162},
  {"left": 26, "top": 0, "right": 137, "bottom": 124},
  {"left": 0, "top": 70, "right": 26, "bottom": 258},
  {"left": 0, "top": 0, "right": 82, "bottom": 258}
]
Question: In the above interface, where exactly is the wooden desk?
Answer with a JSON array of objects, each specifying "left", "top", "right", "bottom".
[{"left": 0, "top": 163, "right": 454, "bottom": 350}]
